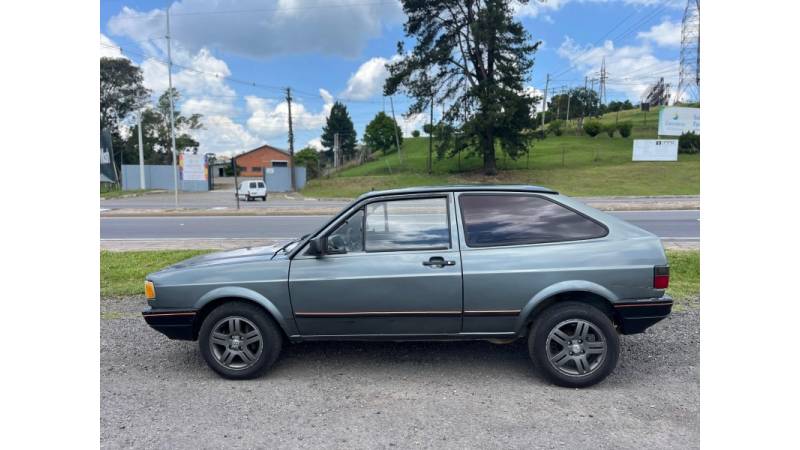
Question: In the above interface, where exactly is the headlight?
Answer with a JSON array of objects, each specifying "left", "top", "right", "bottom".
[{"left": 144, "top": 280, "right": 156, "bottom": 300}]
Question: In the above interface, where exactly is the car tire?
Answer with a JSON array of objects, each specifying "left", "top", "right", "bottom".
[
  {"left": 198, "top": 301, "right": 282, "bottom": 380},
  {"left": 246, "top": 195, "right": 252, "bottom": 202},
  {"left": 262, "top": 196, "right": 267, "bottom": 201},
  {"left": 528, "top": 302, "right": 619, "bottom": 388}
]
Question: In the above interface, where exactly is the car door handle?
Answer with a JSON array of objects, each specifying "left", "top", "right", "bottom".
[{"left": 422, "top": 257, "right": 456, "bottom": 267}]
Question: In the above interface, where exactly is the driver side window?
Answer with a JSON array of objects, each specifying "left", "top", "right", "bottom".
[{"left": 326, "top": 209, "right": 364, "bottom": 254}]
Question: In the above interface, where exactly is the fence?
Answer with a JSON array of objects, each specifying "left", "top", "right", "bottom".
[
  {"left": 262, "top": 166, "right": 307, "bottom": 192},
  {"left": 121, "top": 165, "right": 210, "bottom": 192}
]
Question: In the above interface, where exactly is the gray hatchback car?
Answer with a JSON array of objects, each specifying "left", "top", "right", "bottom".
[{"left": 143, "top": 185, "right": 672, "bottom": 387}]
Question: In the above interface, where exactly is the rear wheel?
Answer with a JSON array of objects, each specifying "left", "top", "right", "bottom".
[
  {"left": 198, "top": 302, "right": 282, "bottom": 379},
  {"left": 528, "top": 302, "right": 619, "bottom": 388}
]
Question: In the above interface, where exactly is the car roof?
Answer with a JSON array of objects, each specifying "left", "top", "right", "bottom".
[{"left": 356, "top": 185, "right": 558, "bottom": 200}]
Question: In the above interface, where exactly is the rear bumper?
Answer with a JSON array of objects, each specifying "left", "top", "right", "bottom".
[
  {"left": 142, "top": 308, "right": 198, "bottom": 340},
  {"left": 613, "top": 296, "right": 673, "bottom": 334}
]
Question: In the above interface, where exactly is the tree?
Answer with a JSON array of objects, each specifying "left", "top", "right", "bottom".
[
  {"left": 412, "top": 130, "right": 421, "bottom": 137},
  {"left": 583, "top": 120, "right": 602, "bottom": 137},
  {"left": 385, "top": 0, "right": 540, "bottom": 175},
  {"left": 295, "top": 147, "right": 321, "bottom": 178},
  {"left": 547, "top": 120, "right": 564, "bottom": 136},
  {"left": 364, "top": 112, "right": 403, "bottom": 155},
  {"left": 100, "top": 57, "right": 150, "bottom": 132},
  {"left": 320, "top": 102, "right": 357, "bottom": 160},
  {"left": 617, "top": 121, "right": 633, "bottom": 138},
  {"left": 117, "top": 88, "right": 203, "bottom": 166}
]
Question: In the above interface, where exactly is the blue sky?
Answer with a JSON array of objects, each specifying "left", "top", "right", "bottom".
[{"left": 100, "top": 0, "right": 686, "bottom": 157}]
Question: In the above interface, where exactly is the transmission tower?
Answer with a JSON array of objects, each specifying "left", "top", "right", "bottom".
[
  {"left": 599, "top": 57, "right": 608, "bottom": 106},
  {"left": 677, "top": 0, "right": 700, "bottom": 103}
]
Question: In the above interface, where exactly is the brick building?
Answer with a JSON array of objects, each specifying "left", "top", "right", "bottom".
[{"left": 232, "top": 144, "right": 293, "bottom": 177}]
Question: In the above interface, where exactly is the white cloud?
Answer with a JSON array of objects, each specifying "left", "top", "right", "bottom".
[
  {"left": 108, "top": 0, "right": 404, "bottom": 59},
  {"left": 245, "top": 88, "right": 334, "bottom": 138},
  {"left": 306, "top": 138, "right": 324, "bottom": 151},
  {"left": 556, "top": 37, "right": 679, "bottom": 100},
  {"left": 189, "top": 115, "right": 262, "bottom": 157},
  {"left": 397, "top": 113, "right": 427, "bottom": 137},
  {"left": 512, "top": 0, "right": 682, "bottom": 19},
  {"left": 524, "top": 86, "right": 546, "bottom": 112},
  {"left": 100, "top": 33, "right": 125, "bottom": 58},
  {"left": 637, "top": 19, "right": 682, "bottom": 48},
  {"left": 340, "top": 55, "right": 401, "bottom": 100}
]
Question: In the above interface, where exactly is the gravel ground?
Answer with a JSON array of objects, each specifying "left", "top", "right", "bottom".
[{"left": 101, "top": 296, "right": 699, "bottom": 449}]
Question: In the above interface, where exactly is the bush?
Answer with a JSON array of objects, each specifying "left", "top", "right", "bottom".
[
  {"left": 294, "top": 147, "right": 320, "bottom": 179},
  {"left": 583, "top": 120, "right": 602, "bottom": 137},
  {"left": 617, "top": 121, "right": 633, "bottom": 138},
  {"left": 412, "top": 130, "right": 420, "bottom": 138},
  {"left": 604, "top": 123, "right": 615, "bottom": 137},
  {"left": 678, "top": 131, "right": 700, "bottom": 154},
  {"left": 547, "top": 120, "right": 564, "bottom": 136}
]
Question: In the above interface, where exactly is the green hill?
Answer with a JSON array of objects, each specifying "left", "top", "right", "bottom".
[{"left": 301, "top": 106, "right": 699, "bottom": 198}]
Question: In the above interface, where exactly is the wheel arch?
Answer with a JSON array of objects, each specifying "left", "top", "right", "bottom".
[
  {"left": 192, "top": 287, "right": 293, "bottom": 340},
  {"left": 514, "top": 281, "right": 619, "bottom": 335}
]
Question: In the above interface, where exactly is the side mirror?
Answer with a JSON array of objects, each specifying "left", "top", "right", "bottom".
[{"left": 307, "top": 236, "right": 326, "bottom": 256}]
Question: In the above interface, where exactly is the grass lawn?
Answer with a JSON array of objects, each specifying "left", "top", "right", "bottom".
[
  {"left": 100, "top": 188, "right": 158, "bottom": 199},
  {"left": 100, "top": 249, "right": 700, "bottom": 311},
  {"left": 100, "top": 250, "right": 212, "bottom": 297},
  {"left": 665, "top": 249, "right": 700, "bottom": 310},
  {"left": 302, "top": 106, "right": 699, "bottom": 198}
]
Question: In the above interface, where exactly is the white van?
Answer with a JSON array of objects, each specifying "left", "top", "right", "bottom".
[{"left": 236, "top": 180, "right": 267, "bottom": 201}]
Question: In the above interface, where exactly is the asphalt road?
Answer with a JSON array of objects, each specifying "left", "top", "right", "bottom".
[
  {"left": 101, "top": 190, "right": 350, "bottom": 211},
  {"left": 101, "top": 296, "right": 699, "bottom": 449},
  {"left": 100, "top": 210, "right": 700, "bottom": 241}
]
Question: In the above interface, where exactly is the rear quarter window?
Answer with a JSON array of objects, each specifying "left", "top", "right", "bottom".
[{"left": 458, "top": 194, "right": 607, "bottom": 247}]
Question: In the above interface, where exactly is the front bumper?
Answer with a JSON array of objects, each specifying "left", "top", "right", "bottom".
[
  {"left": 142, "top": 308, "right": 198, "bottom": 340},
  {"left": 613, "top": 296, "right": 673, "bottom": 334}
]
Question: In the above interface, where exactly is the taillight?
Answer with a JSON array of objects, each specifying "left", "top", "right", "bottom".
[{"left": 654, "top": 265, "right": 670, "bottom": 289}]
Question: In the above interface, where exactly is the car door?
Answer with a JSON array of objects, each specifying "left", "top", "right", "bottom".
[{"left": 289, "top": 194, "right": 463, "bottom": 336}]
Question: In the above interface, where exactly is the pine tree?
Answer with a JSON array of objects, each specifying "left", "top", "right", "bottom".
[
  {"left": 320, "top": 102, "right": 357, "bottom": 160},
  {"left": 385, "top": 0, "right": 541, "bottom": 175}
]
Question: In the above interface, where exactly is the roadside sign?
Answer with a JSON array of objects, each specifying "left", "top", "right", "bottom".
[
  {"left": 658, "top": 106, "right": 700, "bottom": 136},
  {"left": 632, "top": 139, "right": 678, "bottom": 161},
  {"left": 180, "top": 153, "right": 208, "bottom": 181}
]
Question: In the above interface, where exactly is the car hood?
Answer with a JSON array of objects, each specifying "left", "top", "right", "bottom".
[{"left": 164, "top": 242, "right": 290, "bottom": 270}]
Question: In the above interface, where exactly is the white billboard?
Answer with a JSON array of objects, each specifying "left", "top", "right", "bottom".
[
  {"left": 658, "top": 106, "right": 700, "bottom": 136},
  {"left": 632, "top": 139, "right": 678, "bottom": 161},
  {"left": 180, "top": 153, "right": 207, "bottom": 181}
]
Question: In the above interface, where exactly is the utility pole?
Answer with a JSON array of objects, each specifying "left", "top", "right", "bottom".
[
  {"left": 590, "top": 78, "right": 597, "bottom": 117},
  {"left": 166, "top": 6, "right": 179, "bottom": 208},
  {"left": 233, "top": 157, "right": 240, "bottom": 210},
  {"left": 428, "top": 96, "right": 433, "bottom": 174},
  {"left": 580, "top": 76, "right": 588, "bottom": 130},
  {"left": 389, "top": 95, "right": 402, "bottom": 163},
  {"left": 137, "top": 110, "right": 145, "bottom": 189},
  {"left": 541, "top": 74, "right": 550, "bottom": 133},
  {"left": 333, "top": 133, "right": 340, "bottom": 169},
  {"left": 285, "top": 87, "right": 296, "bottom": 191},
  {"left": 565, "top": 89, "right": 571, "bottom": 125}
]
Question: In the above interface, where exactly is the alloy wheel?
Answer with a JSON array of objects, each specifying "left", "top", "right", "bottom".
[
  {"left": 545, "top": 318, "right": 607, "bottom": 376},
  {"left": 209, "top": 316, "right": 263, "bottom": 370}
]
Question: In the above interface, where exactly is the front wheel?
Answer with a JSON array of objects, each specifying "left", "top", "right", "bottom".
[
  {"left": 198, "top": 302, "right": 282, "bottom": 379},
  {"left": 529, "top": 302, "right": 619, "bottom": 388}
]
